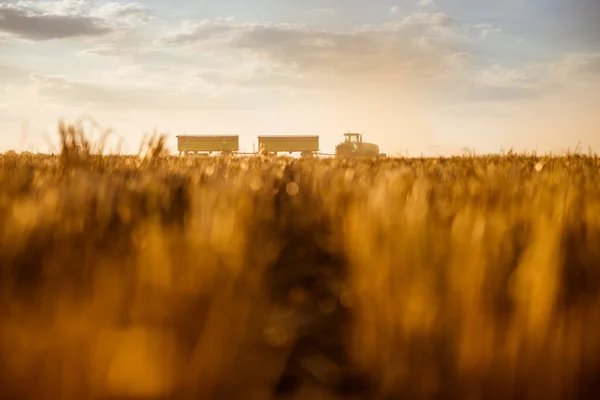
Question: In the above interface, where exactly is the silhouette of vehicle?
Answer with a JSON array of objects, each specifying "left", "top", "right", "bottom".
[
  {"left": 335, "top": 133, "right": 384, "bottom": 158},
  {"left": 257, "top": 135, "right": 319, "bottom": 157},
  {"left": 176, "top": 135, "right": 239, "bottom": 156}
]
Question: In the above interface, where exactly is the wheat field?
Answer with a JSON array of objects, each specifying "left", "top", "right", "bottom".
[{"left": 1, "top": 123, "right": 599, "bottom": 400}]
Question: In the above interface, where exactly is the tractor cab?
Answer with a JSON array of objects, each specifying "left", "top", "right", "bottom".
[
  {"left": 344, "top": 133, "right": 363, "bottom": 145},
  {"left": 336, "top": 132, "right": 380, "bottom": 158}
]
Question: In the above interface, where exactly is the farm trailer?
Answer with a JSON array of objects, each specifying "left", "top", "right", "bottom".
[
  {"left": 176, "top": 135, "right": 239, "bottom": 156},
  {"left": 257, "top": 135, "right": 319, "bottom": 157}
]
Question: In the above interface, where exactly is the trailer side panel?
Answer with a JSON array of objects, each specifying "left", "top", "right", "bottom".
[
  {"left": 257, "top": 136, "right": 319, "bottom": 152},
  {"left": 177, "top": 135, "right": 239, "bottom": 152}
]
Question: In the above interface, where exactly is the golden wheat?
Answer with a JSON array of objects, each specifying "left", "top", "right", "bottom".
[{"left": 0, "top": 123, "right": 599, "bottom": 399}]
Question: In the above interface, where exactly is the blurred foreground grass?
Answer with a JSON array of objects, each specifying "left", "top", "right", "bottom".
[{"left": 1, "top": 123, "right": 600, "bottom": 399}]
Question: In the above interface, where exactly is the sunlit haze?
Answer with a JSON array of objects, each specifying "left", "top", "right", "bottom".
[{"left": 0, "top": 0, "right": 598, "bottom": 155}]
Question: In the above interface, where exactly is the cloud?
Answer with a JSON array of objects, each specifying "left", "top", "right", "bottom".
[
  {"left": 157, "top": 14, "right": 473, "bottom": 90},
  {"left": 550, "top": 53, "right": 600, "bottom": 80},
  {"left": 0, "top": 3, "right": 110, "bottom": 40},
  {"left": 447, "top": 63, "right": 555, "bottom": 104},
  {"left": 196, "top": 67, "right": 313, "bottom": 90},
  {"left": 472, "top": 23, "right": 501, "bottom": 39},
  {"left": 89, "top": 2, "right": 153, "bottom": 27},
  {"left": 0, "top": 0, "right": 152, "bottom": 40},
  {"left": 417, "top": 0, "right": 435, "bottom": 7},
  {"left": 390, "top": 6, "right": 400, "bottom": 14},
  {"left": 0, "top": 64, "right": 29, "bottom": 83},
  {"left": 438, "top": 53, "right": 597, "bottom": 106},
  {"left": 26, "top": 72, "right": 201, "bottom": 110},
  {"left": 20, "top": 63, "right": 306, "bottom": 113},
  {"left": 377, "top": 12, "right": 472, "bottom": 44},
  {"left": 80, "top": 43, "right": 154, "bottom": 58},
  {"left": 472, "top": 65, "right": 544, "bottom": 88},
  {"left": 309, "top": 8, "right": 337, "bottom": 15},
  {"left": 451, "top": 54, "right": 597, "bottom": 108},
  {"left": 461, "top": 85, "right": 549, "bottom": 103}
]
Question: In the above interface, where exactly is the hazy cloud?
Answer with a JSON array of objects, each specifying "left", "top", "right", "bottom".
[
  {"left": 27, "top": 72, "right": 199, "bottom": 109},
  {"left": 0, "top": 64, "right": 29, "bottom": 83},
  {"left": 309, "top": 8, "right": 337, "bottom": 15},
  {"left": 417, "top": 0, "right": 435, "bottom": 7},
  {"left": 456, "top": 54, "right": 600, "bottom": 104},
  {"left": 473, "top": 23, "right": 501, "bottom": 39},
  {"left": 89, "top": 2, "right": 153, "bottom": 27},
  {"left": 158, "top": 14, "right": 473, "bottom": 89},
  {"left": 472, "top": 65, "right": 544, "bottom": 88},
  {"left": 376, "top": 12, "right": 469, "bottom": 44},
  {"left": 550, "top": 53, "right": 600, "bottom": 80},
  {"left": 462, "top": 86, "right": 549, "bottom": 103},
  {"left": 196, "top": 67, "right": 312, "bottom": 90},
  {"left": 80, "top": 43, "right": 154, "bottom": 58}
]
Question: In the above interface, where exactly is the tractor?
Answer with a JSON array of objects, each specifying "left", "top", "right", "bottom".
[{"left": 335, "top": 133, "right": 383, "bottom": 158}]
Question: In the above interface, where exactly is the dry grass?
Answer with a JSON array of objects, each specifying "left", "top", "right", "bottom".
[{"left": 1, "top": 123, "right": 600, "bottom": 399}]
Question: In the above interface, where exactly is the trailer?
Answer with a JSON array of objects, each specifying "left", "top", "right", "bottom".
[
  {"left": 257, "top": 135, "right": 319, "bottom": 156},
  {"left": 176, "top": 135, "right": 239, "bottom": 155}
]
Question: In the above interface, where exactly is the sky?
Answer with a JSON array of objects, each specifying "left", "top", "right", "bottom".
[{"left": 0, "top": 0, "right": 599, "bottom": 155}]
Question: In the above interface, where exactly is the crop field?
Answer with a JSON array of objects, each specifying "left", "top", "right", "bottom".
[{"left": 1, "top": 123, "right": 600, "bottom": 400}]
